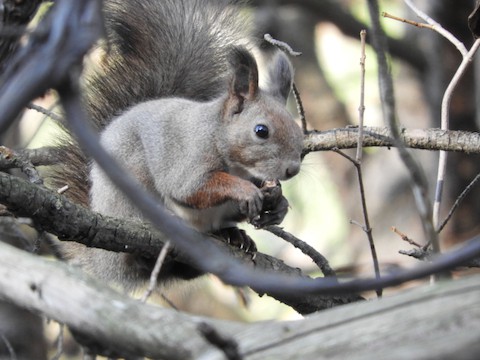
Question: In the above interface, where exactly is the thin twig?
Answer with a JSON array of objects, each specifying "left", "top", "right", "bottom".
[
  {"left": 27, "top": 102, "right": 63, "bottom": 122},
  {"left": 349, "top": 29, "right": 382, "bottom": 297},
  {"left": 159, "top": 293, "right": 179, "bottom": 311},
  {"left": 303, "top": 126, "right": 480, "bottom": 154},
  {"left": 356, "top": 29, "right": 367, "bottom": 162},
  {"left": 140, "top": 240, "right": 171, "bottom": 303},
  {"left": 333, "top": 148, "right": 382, "bottom": 297},
  {"left": 264, "top": 225, "right": 336, "bottom": 277},
  {"left": 292, "top": 83, "right": 308, "bottom": 134},
  {"left": 382, "top": 12, "right": 434, "bottom": 30},
  {"left": 391, "top": 226, "right": 422, "bottom": 248},
  {"left": 263, "top": 34, "right": 302, "bottom": 56},
  {"left": 403, "top": 0, "right": 468, "bottom": 56},
  {"left": 437, "top": 171, "right": 480, "bottom": 234}
]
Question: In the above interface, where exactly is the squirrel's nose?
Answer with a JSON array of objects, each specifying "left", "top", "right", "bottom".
[{"left": 285, "top": 163, "right": 300, "bottom": 179}]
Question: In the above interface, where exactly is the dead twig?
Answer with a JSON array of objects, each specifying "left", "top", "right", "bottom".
[
  {"left": 391, "top": 227, "right": 422, "bottom": 248},
  {"left": 0, "top": 146, "right": 43, "bottom": 184},
  {"left": 381, "top": 12, "right": 434, "bottom": 29},
  {"left": 437, "top": 172, "right": 480, "bottom": 234},
  {"left": 140, "top": 241, "right": 172, "bottom": 303}
]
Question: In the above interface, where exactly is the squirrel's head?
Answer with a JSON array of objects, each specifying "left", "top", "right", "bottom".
[{"left": 220, "top": 47, "right": 303, "bottom": 183}]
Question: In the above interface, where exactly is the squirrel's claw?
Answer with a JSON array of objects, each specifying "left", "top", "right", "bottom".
[{"left": 217, "top": 227, "right": 257, "bottom": 254}]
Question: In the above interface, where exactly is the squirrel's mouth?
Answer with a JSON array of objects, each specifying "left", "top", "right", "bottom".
[
  {"left": 250, "top": 177, "right": 264, "bottom": 188},
  {"left": 251, "top": 177, "right": 280, "bottom": 189}
]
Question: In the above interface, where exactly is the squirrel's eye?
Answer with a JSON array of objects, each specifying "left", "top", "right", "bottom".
[{"left": 254, "top": 124, "right": 269, "bottom": 139}]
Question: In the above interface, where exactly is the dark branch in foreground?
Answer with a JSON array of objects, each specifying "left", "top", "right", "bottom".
[
  {"left": 0, "top": 0, "right": 43, "bottom": 71},
  {"left": 0, "top": 171, "right": 362, "bottom": 313}
]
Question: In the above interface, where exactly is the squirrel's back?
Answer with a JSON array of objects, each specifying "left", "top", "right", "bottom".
[
  {"left": 51, "top": 0, "right": 250, "bottom": 207},
  {"left": 88, "top": 0, "right": 248, "bottom": 129}
]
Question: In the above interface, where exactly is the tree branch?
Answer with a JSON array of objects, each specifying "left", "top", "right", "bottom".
[
  {"left": 1, "top": 239, "right": 480, "bottom": 359},
  {"left": 2, "top": 127, "right": 479, "bottom": 173},
  {"left": 0, "top": 171, "right": 362, "bottom": 313},
  {"left": 303, "top": 127, "right": 480, "bottom": 154}
]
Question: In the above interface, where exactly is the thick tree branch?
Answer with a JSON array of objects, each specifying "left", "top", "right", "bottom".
[
  {"left": 2, "top": 127, "right": 479, "bottom": 172},
  {"left": 303, "top": 127, "right": 480, "bottom": 154},
  {"left": 1, "top": 240, "right": 480, "bottom": 359},
  {"left": 0, "top": 146, "right": 62, "bottom": 169}
]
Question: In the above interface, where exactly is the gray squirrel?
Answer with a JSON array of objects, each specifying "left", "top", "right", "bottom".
[{"left": 57, "top": 0, "right": 304, "bottom": 287}]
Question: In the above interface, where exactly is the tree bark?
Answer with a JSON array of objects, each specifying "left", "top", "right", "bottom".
[{"left": 1, "top": 240, "right": 479, "bottom": 359}]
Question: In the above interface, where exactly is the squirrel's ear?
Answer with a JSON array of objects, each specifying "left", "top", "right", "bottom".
[
  {"left": 226, "top": 47, "right": 259, "bottom": 114},
  {"left": 264, "top": 51, "right": 293, "bottom": 105}
]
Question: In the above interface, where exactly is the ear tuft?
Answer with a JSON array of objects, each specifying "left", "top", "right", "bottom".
[{"left": 228, "top": 47, "right": 259, "bottom": 113}]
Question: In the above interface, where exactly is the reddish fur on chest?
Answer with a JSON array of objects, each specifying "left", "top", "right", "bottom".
[{"left": 184, "top": 171, "right": 252, "bottom": 209}]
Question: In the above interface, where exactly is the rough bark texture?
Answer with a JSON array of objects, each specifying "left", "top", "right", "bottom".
[
  {"left": 303, "top": 127, "right": 480, "bottom": 154},
  {"left": 1, "top": 240, "right": 479, "bottom": 359}
]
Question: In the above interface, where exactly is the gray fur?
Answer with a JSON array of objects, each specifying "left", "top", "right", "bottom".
[{"left": 61, "top": 0, "right": 304, "bottom": 287}]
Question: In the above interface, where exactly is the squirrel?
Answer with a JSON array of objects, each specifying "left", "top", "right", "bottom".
[{"left": 55, "top": 0, "right": 304, "bottom": 288}]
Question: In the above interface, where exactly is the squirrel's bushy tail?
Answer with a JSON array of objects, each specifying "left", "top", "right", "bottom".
[{"left": 88, "top": 0, "right": 248, "bottom": 129}]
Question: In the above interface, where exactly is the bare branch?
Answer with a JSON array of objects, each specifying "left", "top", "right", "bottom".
[
  {"left": 140, "top": 241, "right": 172, "bottom": 303},
  {"left": 404, "top": 0, "right": 468, "bottom": 56},
  {"left": 263, "top": 33, "right": 302, "bottom": 56},
  {"left": 27, "top": 102, "right": 63, "bottom": 122},
  {"left": 382, "top": 11, "right": 434, "bottom": 30},
  {"left": 356, "top": 29, "right": 367, "bottom": 163},
  {"left": 0, "top": 146, "right": 43, "bottom": 184},
  {"left": 437, "top": 172, "right": 480, "bottom": 234},
  {"left": 333, "top": 149, "right": 381, "bottom": 297},
  {"left": 303, "top": 127, "right": 480, "bottom": 154},
  {"left": 433, "top": 39, "right": 480, "bottom": 231},
  {"left": 292, "top": 83, "right": 308, "bottom": 134},
  {"left": 391, "top": 227, "right": 422, "bottom": 248},
  {"left": 264, "top": 225, "right": 336, "bottom": 277}
]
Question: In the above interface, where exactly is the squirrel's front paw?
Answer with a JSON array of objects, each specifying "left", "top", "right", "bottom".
[
  {"left": 252, "top": 195, "right": 289, "bottom": 228},
  {"left": 236, "top": 182, "right": 264, "bottom": 222},
  {"left": 251, "top": 180, "right": 289, "bottom": 228}
]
